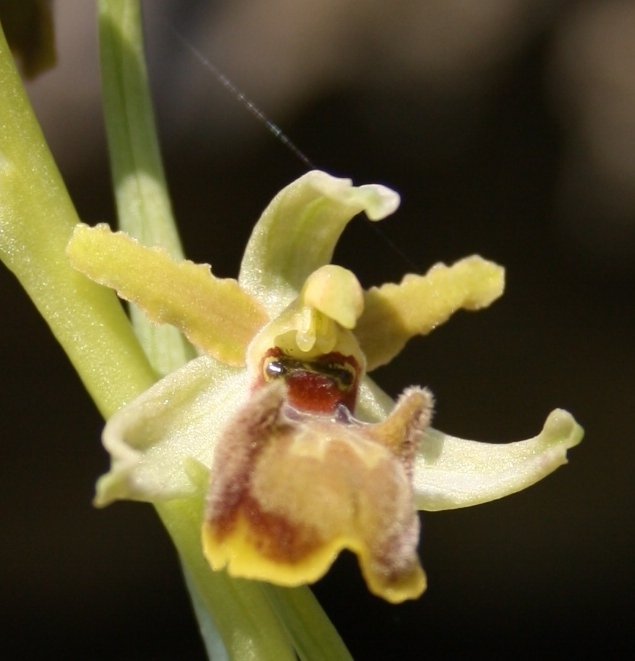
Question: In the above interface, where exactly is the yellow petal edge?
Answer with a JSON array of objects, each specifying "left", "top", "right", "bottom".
[
  {"left": 357, "top": 255, "right": 505, "bottom": 370},
  {"left": 67, "top": 224, "right": 269, "bottom": 366}
]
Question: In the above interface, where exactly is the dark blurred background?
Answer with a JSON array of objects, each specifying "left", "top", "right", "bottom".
[{"left": 2, "top": 0, "right": 634, "bottom": 658}]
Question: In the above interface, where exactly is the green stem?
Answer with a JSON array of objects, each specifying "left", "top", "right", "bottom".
[
  {"left": 158, "top": 498, "right": 296, "bottom": 661},
  {"left": 263, "top": 584, "right": 353, "bottom": 661},
  {"left": 0, "top": 21, "right": 155, "bottom": 418},
  {"left": 98, "top": 0, "right": 193, "bottom": 376}
]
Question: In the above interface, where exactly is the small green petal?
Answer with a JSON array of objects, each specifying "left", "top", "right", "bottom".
[
  {"left": 239, "top": 170, "right": 399, "bottom": 316},
  {"left": 413, "top": 409, "right": 584, "bottom": 511},
  {"left": 67, "top": 223, "right": 269, "bottom": 366},
  {"left": 356, "top": 256, "right": 505, "bottom": 370},
  {"left": 95, "top": 355, "right": 248, "bottom": 506}
]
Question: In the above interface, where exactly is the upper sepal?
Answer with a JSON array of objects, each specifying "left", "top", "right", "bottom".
[{"left": 238, "top": 170, "right": 399, "bottom": 317}]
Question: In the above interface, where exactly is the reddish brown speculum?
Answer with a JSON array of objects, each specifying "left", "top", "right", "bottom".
[{"left": 257, "top": 347, "right": 361, "bottom": 414}]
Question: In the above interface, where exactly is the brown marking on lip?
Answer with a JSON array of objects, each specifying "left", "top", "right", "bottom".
[
  {"left": 203, "top": 379, "right": 430, "bottom": 601},
  {"left": 208, "top": 494, "right": 323, "bottom": 564},
  {"left": 204, "top": 381, "right": 323, "bottom": 563}
]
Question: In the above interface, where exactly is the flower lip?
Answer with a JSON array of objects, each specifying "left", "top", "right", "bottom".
[
  {"left": 259, "top": 347, "right": 361, "bottom": 414},
  {"left": 202, "top": 379, "right": 429, "bottom": 603}
]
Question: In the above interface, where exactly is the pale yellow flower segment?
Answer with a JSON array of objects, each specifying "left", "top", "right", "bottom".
[{"left": 67, "top": 170, "right": 583, "bottom": 603}]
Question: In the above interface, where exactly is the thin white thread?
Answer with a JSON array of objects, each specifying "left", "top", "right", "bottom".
[
  {"left": 166, "top": 22, "right": 317, "bottom": 170},
  {"left": 164, "top": 20, "right": 422, "bottom": 272}
]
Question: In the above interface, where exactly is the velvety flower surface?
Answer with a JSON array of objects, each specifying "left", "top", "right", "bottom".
[{"left": 67, "top": 170, "right": 583, "bottom": 603}]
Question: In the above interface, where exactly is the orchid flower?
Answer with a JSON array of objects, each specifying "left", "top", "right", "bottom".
[{"left": 67, "top": 170, "right": 583, "bottom": 604}]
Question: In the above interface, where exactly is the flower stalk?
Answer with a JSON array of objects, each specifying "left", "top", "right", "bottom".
[
  {"left": 0, "top": 20, "right": 155, "bottom": 417},
  {"left": 98, "top": 0, "right": 192, "bottom": 376}
]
